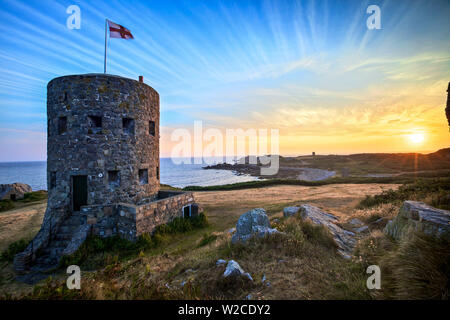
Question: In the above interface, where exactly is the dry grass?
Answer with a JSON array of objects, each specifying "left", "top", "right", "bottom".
[
  {"left": 0, "top": 202, "right": 46, "bottom": 252},
  {"left": 0, "top": 182, "right": 409, "bottom": 300}
]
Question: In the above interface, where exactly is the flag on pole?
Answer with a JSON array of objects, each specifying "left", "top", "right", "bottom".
[
  {"left": 107, "top": 20, "right": 134, "bottom": 39},
  {"left": 104, "top": 19, "right": 134, "bottom": 73}
]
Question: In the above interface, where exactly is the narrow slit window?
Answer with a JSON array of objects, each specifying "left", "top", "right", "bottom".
[
  {"left": 156, "top": 166, "right": 159, "bottom": 180},
  {"left": 108, "top": 170, "right": 120, "bottom": 188},
  {"left": 58, "top": 116, "right": 67, "bottom": 134},
  {"left": 123, "top": 118, "right": 135, "bottom": 134},
  {"left": 149, "top": 120, "right": 155, "bottom": 136},
  {"left": 50, "top": 171, "right": 57, "bottom": 189},
  {"left": 138, "top": 169, "right": 148, "bottom": 185}
]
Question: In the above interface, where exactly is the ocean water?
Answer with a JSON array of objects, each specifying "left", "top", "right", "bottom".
[{"left": 0, "top": 158, "right": 259, "bottom": 191}]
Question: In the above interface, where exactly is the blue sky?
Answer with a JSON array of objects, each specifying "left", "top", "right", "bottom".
[{"left": 0, "top": 0, "right": 449, "bottom": 161}]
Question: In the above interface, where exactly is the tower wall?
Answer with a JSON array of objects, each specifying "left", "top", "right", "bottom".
[{"left": 46, "top": 74, "right": 160, "bottom": 215}]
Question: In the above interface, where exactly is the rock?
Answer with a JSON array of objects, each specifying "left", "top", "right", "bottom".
[
  {"left": 223, "top": 260, "right": 245, "bottom": 277},
  {"left": 231, "top": 208, "right": 281, "bottom": 243},
  {"left": 216, "top": 259, "right": 227, "bottom": 266},
  {"left": 0, "top": 183, "right": 32, "bottom": 200},
  {"left": 243, "top": 273, "right": 253, "bottom": 281},
  {"left": 298, "top": 204, "right": 356, "bottom": 257},
  {"left": 349, "top": 218, "right": 364, "bottom": 226},
  {"left": 223, "top": 260, "right": 252, "bottom": 282},
  {"left": 283, "top": 206, "right": 300, "bottom": 217},
  {"left": 384, "top": 201, "right": 450, "bottom": 241},
  {"left": 354, "top": 225, "right": 369, "bottom": 233}
]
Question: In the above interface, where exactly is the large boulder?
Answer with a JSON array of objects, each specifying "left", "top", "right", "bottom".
[
  {"left": 384, "top": 201, "right": 450, "bottom": 241},
  {"left": 231, "top": 208, "right": 280, "bottom": 243},
  {"left": 0, "top": 183, "right": 32, "bottom": 200},
  {"left": 298, "top": 204, "right": 356, "bottom": 258}
]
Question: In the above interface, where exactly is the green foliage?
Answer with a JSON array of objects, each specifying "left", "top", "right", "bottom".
[
  {"left": 183, "top": 176, "right": 417, "bottom": 191},
  {"left": 197, "top": 233, "right": 218, "bottom": 247},
  {"left": 0, "top": 199, "right": 14, "bottom": 212},
  {"left": 19, "top": 191, "right": 47, "bottom": 203},
  {"left": 0, "top": 239, "right": 30, "bottom": 262},
  {"left": 25, "top": 277, "right": 91, "bottom": 300},
  {"left": 357, "top": 178, "right": 450, "bottom": 209}
]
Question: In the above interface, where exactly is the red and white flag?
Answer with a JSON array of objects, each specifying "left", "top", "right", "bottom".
[{"left": 107, "top": 20, "right": 134, "bottom": 39}]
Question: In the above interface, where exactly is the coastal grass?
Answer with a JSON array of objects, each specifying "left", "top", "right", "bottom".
[
  {"left": 357, "top": 177, "right": 450, "bottom": 210},
  {"left": 183, "top": 176, "right": 417, "bottom": 191},
  {"left": 0, "top": 191, "right": 47, "bottom": 213},
  {"left": 354, "top": 230, "right": 450, "bottom": 300}
]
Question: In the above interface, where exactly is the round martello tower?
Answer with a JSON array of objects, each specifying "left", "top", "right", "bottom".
[{"left": 46, "top": 74, "right": 160, "bottom": 214}]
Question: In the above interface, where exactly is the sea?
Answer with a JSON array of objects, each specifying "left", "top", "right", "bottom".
[{"left": 0, "top": 158, "right": 259, "bottom": 191}]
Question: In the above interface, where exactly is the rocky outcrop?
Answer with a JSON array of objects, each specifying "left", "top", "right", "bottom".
[
  {"left": 0, "top": 183, "right": 32, "bottom": 200},
  {"left": 384, "top": 201, "right": 450, "bottom": 241},
  {"left": 231, "top": 208, "right": 280, "bottom": 243},
  {"left": 296, "top": 204, "right": 356, "bottom": 258}
]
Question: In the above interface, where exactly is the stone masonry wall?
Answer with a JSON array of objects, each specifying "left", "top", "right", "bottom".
[{"left": 79, "top": 191, "right": 195, "bottom": 242}]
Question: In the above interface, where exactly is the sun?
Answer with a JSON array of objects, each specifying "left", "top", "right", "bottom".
[{"left": 408, "top": 133, "right": 425, "bottom": 144}]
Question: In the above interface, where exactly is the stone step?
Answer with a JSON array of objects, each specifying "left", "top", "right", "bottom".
[
  {"left": 55, "top": 233, "right": 74, "bottom": 241},
  {"left": 59, "top": 225, "right": 78, "bottom": 234}
]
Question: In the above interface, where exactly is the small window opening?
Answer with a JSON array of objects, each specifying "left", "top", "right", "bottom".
[
  {"left": 88, "top": 116, "right": 102, "bottom": 134},
  {"left": 123, "top": 118, "right": 135, "bottom": 134},
  {"left": 138, "top": 169, "right": 148, "bottom": 185},
  {"left": 149, "top": 120, "right": 155, "bottom": 136},
  {"left": 183, "top": 205, "right": 191, "bottom": 218},
  {"left": 108, "top": 170, "right": 120, "bottom": 188},
  {"left": 58, "top": 116, "right": 67, "bottom": 134},
  {"left": 50, "top": 171, "right": 57, "bottom": 189},
  {"left": 156, "top": 166, "right": 159, "bottom": 180}
]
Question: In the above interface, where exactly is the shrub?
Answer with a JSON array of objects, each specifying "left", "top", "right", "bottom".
[
  {"left": 0, "top": 239, "right": 30, "bottom": 262},
  {"left": 0, "top": 199, "right": 14, "bottom": 212},
  {"left": 197, "top": 233, "right": 218, "bottom": 247},
  {"left": 20, "top": 191, "right": 47, "bottom": 203},
  {"left": 357, "top": 178, "right": 450, "bottom": 209}
]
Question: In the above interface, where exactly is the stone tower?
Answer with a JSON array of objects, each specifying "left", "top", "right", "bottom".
[
  {"left": 14, "top": 74, "right": 196, "bottom": 272},
  {"left": 47, "top": 74, "right": 160, "bottom": 210}
]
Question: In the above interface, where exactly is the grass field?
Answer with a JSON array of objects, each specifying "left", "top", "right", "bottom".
[{"left": 1, "top": 177, "right": 449, "bottom": 299}]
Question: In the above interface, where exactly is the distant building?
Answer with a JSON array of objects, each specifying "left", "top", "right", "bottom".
[
  {"left": 312, "top": 152, "right": 315, "bottom": 156},
  {"left": 14, "top": 74, "right": 198, "bottom": 272}
]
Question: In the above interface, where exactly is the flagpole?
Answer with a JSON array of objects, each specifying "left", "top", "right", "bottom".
[{"left": 104, "top": 19, "right": 107, "bottom": 73}]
